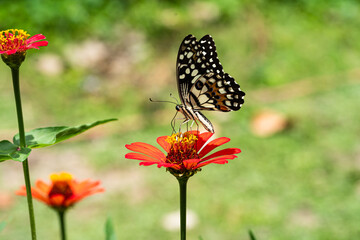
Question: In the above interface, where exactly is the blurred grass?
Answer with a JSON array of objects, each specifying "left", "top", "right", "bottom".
[{"left": 1, "top": 0, "right": 360, "bottom": 239}]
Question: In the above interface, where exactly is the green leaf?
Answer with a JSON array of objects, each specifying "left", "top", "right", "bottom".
[
  {"left": 0, "top": 140, "right": 31, "bottom": 162},
  {"left": 0, "top": 221, "right": 6, "bottom": 232},
  {"left": 248, "top": 230, "right": 257, "bottom": 240},
  {"left": 105, "top": 218, "right": 116, "bottom": 240},
  {"left": 13, "top": 119, "right": 117, "bottom": 149}
]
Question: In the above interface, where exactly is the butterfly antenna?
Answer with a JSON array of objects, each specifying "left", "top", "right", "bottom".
[
  {"left": 149, "top": 98, "right": 177, "bottom": 105},
  {"left": 169, "top": 93, "right": 179, "bottom": 104}
]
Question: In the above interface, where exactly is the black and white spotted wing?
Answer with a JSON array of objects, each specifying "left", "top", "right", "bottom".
[{"left": 175, "top": 34, "right": 245, "bottom": 133}]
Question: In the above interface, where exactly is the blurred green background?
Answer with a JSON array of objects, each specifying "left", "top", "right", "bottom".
[{"left": 1, "top": 0, "right": 360, "bottom": 239}]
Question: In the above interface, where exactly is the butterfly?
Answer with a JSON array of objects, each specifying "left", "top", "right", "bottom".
[{"left": 175, "top": 34, "right": 245, "bottom": 133}]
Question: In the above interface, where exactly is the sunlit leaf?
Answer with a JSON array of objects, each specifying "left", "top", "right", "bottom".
[
  {"left": 13, "top": 119, "right": 117, "bottom": 149},
  {"left": 105, "top": 218, "right": 116, "bottom": 240},
  {"left": 0, "top": 140, "right": 31, "bottom": 162}
]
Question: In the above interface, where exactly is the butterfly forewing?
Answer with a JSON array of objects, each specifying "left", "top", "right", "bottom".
[
  {"left": 176, "top": 34, "right": 245, "bottom": 112},
  {"left": 177, "top": 35, "right": 205, "bottom": 104},
  {"left": 197, "top": 35, "right": 224, "bottom": 76}
]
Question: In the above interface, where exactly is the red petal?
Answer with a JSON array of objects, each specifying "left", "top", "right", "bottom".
[
  {"left": 198, "top": 137, "right": 230, "bottom": 157},
  {"left": 27, "top": 41, "right": 48, "bottom": 49},
  {"left": 156, "top": 162, "right": 174, "bottom": 168},
  {"left": 157, "top": 136, "right": 170, "bottom": 152},
  {"left": 125, "top": 142, "right": 166, "bottom": 160},
  {"left": 127, "top": 153, "right": 165, "bottom": 167},
  {"left": 15, "top": 185, "right": 49, "bottom": 204},
  {"left": 26, "top": 34, "right": 46, "bottom": 43},
  {"left": 49, "top": 194, "right": 65, "bottom": 207},
  {"left": 140, "top": 162, "right": 158, "bottom": 166},
  {"left": 3, "top": 49, "right": 17, "bottom": 55},
  {"left": 139, "top": 161, "right": 172, "bottom": 168},
  {"left": 15, "top": 186, "right": 27, "bottom": 196},
  {"left": 161, "top": 162, "right": 176, "bottom": 168},
  {"left": 30, "top": 187, "right": 50, "bottom": 204},
  {"left": 167, "top": 163, "right": 182, "bottom": 170},
  {"left": 72, "top": 180, "right": 101, "bottom": 195},
  {"left": 197, "top": 159, "right": 228, "bottom": 168},
  {"left": 197, "top": 155, "right": 237, "bottom": 168},
  {"left": 125, "top": 152, "right": 162, "bottom": 163},
  {"left": 66, "top": 187, "right": 104, "bottom": 206},
  {"left": 201, "top": 148, "right": 241, "bottom": 161},
  {"left": 35, "top": 180, "right": 51, "bottom": 194},
  {"left": 195, "top": 132, "right": 213, "bottom": 151},
  {"left": 183, "top": 159, "right": 201, "bottom": 170}
]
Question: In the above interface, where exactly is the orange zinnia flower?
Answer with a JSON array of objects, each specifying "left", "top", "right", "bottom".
[
  {"left": 16, "top": 172, "right": 104, "bottom": 211},
  {"left": 125, "top": 131, "right": 241, "bottom": 177}
]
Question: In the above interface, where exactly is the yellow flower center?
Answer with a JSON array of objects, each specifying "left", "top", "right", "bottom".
[
  {"left": 166, "top": 132, "right": 199, "bottom": 165},
  {"left": 49, "top": 172, "right": 74, "bottom": 200},
  {"left": 50, "top": 172, "right": 73, "bottom": 182},
  {"left": 0, "top": 29, "right": 30, "bottom": 52}
]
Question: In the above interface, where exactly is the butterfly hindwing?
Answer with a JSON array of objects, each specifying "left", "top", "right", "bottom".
[{"left": 189, "top": 72, "right": 245, "bottom": 111}]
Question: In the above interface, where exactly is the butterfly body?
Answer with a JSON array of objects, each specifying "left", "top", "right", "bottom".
[
  {"left": 175, "top": 104, "right": 214, "bottom": 132},
  {"left": 175, "top": 34, "right": 245, "bottom": 133}
]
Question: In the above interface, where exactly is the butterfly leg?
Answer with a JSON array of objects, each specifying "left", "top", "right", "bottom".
[
  {"left": 173, "top": 114, "right": 188, "bottom": 134},
  {"left": 187, "top": 120, "right": 201, "bottom": 152},
  {"left": 195, "top": 120, "right": 200, "bottom": 133},
  {"left": 190, "top": 120, "right": 195, "bottom": 130},
  {"left": 189, "top": 120, "right": 199, "bottom": 132},
  {"left": 179, "top": 118, "right": 190, "bottom": 133}
]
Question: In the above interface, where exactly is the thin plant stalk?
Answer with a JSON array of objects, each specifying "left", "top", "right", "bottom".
[
  {"left": 11, "top": 67, "right": 37, "bottom": 240},
  {"left": 58, "top": 211, "right": 67, "bottom": 240},
  {"left": 178, "top": 176, "right": 189, "bottom": 240}
]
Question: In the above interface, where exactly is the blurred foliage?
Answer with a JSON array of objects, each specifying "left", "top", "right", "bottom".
[
  {"left": 1, "top": 0, "right": 360, "bottom": 240},
  {"left": 105, "top": 217, "right": 116, "bottom": 240},
  {"left": 2, "top": 0, "right": 360, "bottom": 42},
  {"left": 249, "top": 229, "right": 257, "bottom": 240},
  {"left": 0, "top": 221, "right": 5, "bottom": 232}
]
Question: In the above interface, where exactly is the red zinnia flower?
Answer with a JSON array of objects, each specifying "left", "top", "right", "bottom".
[
  {"left": 0, "top": 29, "right": 48, "bottom": 55},
  {"left": 16, "top": 172, "right": 104, "bottom": 211},
  {"left": 125, "top": 131, "right": 241, "bottom": 177},
  {"left": 0, "top": 29, "right": 48, "bottom": 68}
]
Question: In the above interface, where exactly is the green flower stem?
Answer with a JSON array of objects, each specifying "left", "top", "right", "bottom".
[
  {"left": 11, "top": 67, "right": 37, "bottom": 240},
  {"left": 177, "top": 176, "right": 189, "bottom": 240},
  {"left": 11, "top": 68, "right": 26, "bottom": 145},
  {"left": 58, "top": 211, "right": 67, "bottom": 240}
]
